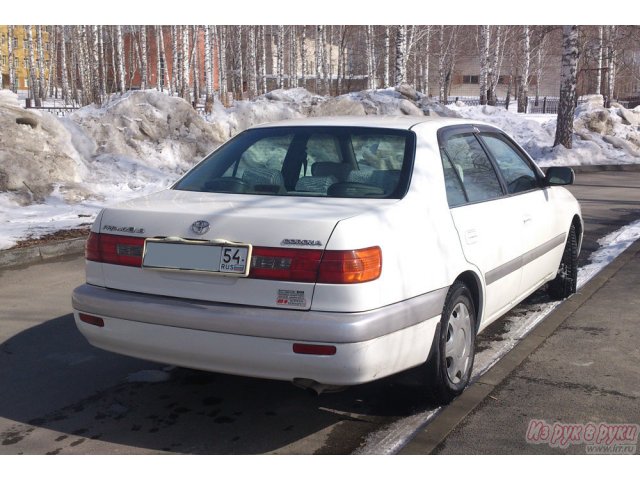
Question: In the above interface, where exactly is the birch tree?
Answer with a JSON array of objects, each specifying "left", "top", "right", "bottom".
[
  {"left": 204, "top": 25, "right": 213, "bottom": 103},
  {"left": 140, "top": 26, "right": 148, "bottom": 90},
  {"left": 26, "top": 26, "right": 37, "bottom": 102},
  {"left": 97, "top": 25, "right": 106, "bottom": 100},
  {"left": 487, "top": 25, "right": 504, "bottom": 106},
  {"left": 115, "top": 25, "right": 126, "bottom": 94},
  {"left": 300, "top": 26, "right": 306, "bottom": 89},
  {"left": 218, "top": 26, "right": 227, "bottom": 98},
  {"left": 321, "top": 26, "right": 328, "bottom": 94},
  {"left": 478, "top": 25, "right": 490, "bottom": 105},
  {"left": 595, "top": 26, "right": 603, "bottom": 95},
  {"left": 517, "top": 25, "right": 530, "bottom": 113},
  {"left": 395, "top": 25, "right": 407, "bottom": 85},
  {"left": 383, "top": 26, "right": 390, "bottom": 88},
  {"left": 46, "top": 26, "right": 58, "bottom": 98},
  {"left": 181, "top": 25, "right": 191, "bottom": 102},
  {"left": 191, "top": 26, "right": 201, "bottom": 103},
  {"left": 247, "top": 26, "right": 257, "bottom": 98},
  {"left": 7, "top": 25, "right": 16, "bottom": 92},
  {"left": 36, "top": 26, "right": 46, "bottom": 101},
  {"left": 259, "top": 25, "right": 267, "bottom": 94},
  {"left": 315, "top": 26, "right": 321, "bottom": 92},
  {"left": 60, "top": 26, "right": 69, "bottom": 102},
  {"left": 90, "top": 25, "right": 101, "bottom": 104},
  {"left": 554, "top": 25, "right": 579, "bottom": 149},
  {"left": 437, "top": 26, "right": 459, "bottom": 102},
  {"left": 276, "top": 25, "right": 284, "bottom": 89},
  {"left": 171, "top": 25, "right": 179, "bottom": 95},
  {"left": 604, "top": 25, "right": 617, "bottom": 108}
]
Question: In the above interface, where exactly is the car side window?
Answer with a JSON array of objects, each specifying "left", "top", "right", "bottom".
[
  {"left": 440, "top": 150, "right": 467, "bottom": 207},
  {"left": 441, "top": 133, "right": 504, "bottom": 203},
  {"left": 480, "top": 133, "right": 539, "bottom": 194}
]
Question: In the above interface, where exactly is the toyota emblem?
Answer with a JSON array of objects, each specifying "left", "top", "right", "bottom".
[{"left": 191, "top": 220, "right": 210, "bottom": 235}]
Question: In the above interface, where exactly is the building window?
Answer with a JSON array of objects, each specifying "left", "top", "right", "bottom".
[
  {"left": 13, "top": 37, "right": 18, "bottom": 48},
  {"left": 1, "top": 55, "right": 6, "bottom": 66},
  {"left": 462, "top": 75, "right": 479, "bottom": 84}
]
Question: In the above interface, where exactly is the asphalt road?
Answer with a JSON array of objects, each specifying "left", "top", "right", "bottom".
[{"left": 1, "top": 170, "right": 639, "bottom": 454}]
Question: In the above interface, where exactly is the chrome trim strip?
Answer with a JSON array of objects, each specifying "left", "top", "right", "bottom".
[
  {"left": 485, "top": 232, "right": 566, "bottom": 286},
  {"left": 72, "top": 284, "right": 449, "bottom": 344}
]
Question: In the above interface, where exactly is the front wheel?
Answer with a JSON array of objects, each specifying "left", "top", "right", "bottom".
[
  {"left": 424, "top": 281, "right": 476, "bottom": 404},
  {"left": 548, "top": 224, "right": 578, "bottom": 300}
]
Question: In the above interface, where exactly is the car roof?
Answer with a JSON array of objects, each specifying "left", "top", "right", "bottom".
[{"left": 247, "top": 115, "right": 491, "bottom": 132}]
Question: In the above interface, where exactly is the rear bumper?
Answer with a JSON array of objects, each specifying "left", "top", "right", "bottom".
[{"left": 72, "top": 284, "right": 446, "bottom": 385}]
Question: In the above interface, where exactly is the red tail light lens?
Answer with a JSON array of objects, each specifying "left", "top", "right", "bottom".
[
  {"left": 85, "top": 233, "right": 145, "bottom": 267},
  {"left": 249, "top": 247, "right": 322, "bottom": 282},
  {"left": 318, "top": 247, "right": 382, "bottom": 284},
  {"left": 78, "top": 313, "right": 105, "bottom": 327}
]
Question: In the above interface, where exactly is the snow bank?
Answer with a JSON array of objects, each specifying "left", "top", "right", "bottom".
[
  {"left": 1, "top": 85, "right": 639, "bottom": 250},
  {"left": 450, "top": 96, "right": 640, "bottom": 167}
]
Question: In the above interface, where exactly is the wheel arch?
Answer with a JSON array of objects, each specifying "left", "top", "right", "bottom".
[{"left": 453, "top": 270, "right": 484, "bottom": 333}]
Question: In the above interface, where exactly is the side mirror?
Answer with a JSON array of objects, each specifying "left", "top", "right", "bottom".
[{"left": 545, "top": 166, "right": 575, "bottom": 186}]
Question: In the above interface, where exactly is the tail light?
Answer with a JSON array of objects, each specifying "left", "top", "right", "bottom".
[
  {"left": 85, "top": 232, "right": 145, "bottom": 267},
  {"left": 86, "top": 233, "right": 382, "bottom": 284},
  {"left": 250, "top": 246, "right": 381, "bottom": 284}
]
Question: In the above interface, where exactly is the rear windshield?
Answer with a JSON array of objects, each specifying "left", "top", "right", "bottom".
[{"left": 173, "top": 126, "right": 416, "bottom": 199}]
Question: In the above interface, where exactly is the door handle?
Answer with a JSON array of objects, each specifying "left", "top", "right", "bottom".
[{"left": 523, "top": 214, "right": 532, "bottom": 224}]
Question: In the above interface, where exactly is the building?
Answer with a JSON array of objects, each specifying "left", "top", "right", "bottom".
[{"left": 0, "top": 25, "right": 50, "bottom": 90}]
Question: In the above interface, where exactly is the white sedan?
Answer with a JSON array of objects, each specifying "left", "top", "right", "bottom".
[{"left": 72, "top": 116, "right": 582, "bottom": 402}]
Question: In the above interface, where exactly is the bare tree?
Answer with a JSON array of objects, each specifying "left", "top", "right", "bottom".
[
  {"left": 181, "top": 25, "right": 191, "bottom": 102},
  {"left": 604, "top": 25, "right": 617, "bottom": 108},
  {"left": 300, "top": 25, "right": 306, "bottom": 89},
  {"left": 26, "top": 26, "right": 37, "bottom": 102},
  {"left": 276, "top": 25, "right": 284, "bottom": 89},
  {"left": 291, "top": 26, "right": 298, "bottom": 89},
  {"left": 247, "top": 26, "right": 258, "bottom": 98},
  {"left": 36, "top": 25, "right": 46, "bottom": 101},
  {"left": 395, "top": 25, "right": 407, "bottom": 85},
  {"left": 59, "top": 26, "right": 69, "bottom": 102},
  {"left": 115, "top": 25, "right": 126, "bottom": 94},
  {"left": 203, "top": 25, "right": 213, "bottom": 103},
  {"left": 478, "top": 25, "right": 490, "bottom": 104},
  {"left": 517, "top": 25, "right": 531, "bottom": 113},
  {"left": 595, "top": 26, "right": 603, "bottom": 95},
  {"left": 218, "top": 26, "right": 227, "bottom": 98},
  {"left": 554, "top": 25, "right": 580, "bottom": 149},
  {"left": 139, "top": 26, "right": 148, "bottom": 90},
  {"left": 90, "top": 25, "right": 101, "bottom": 104},
  {"left": 487, "top": 25, "right": 506, "bottom": 106},
  {"left": 383, "top": 26, "right": 390, "bottom": 88},
  {"left": 315, "top": 26, "right": 322, "bottom": 92},
  {"left": 7, "top": 25, "right": 16, "bottom": 92},
  {"left": 321, "top": 25, "right": 328, "bottom": 94},
  {"left": 259, "top": 25, "right": 267, "bottom": 94}
]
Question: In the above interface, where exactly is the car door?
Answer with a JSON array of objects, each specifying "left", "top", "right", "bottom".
[
  {"left": 477, "top": 130, "right": 566, "bottom": 298},
  {"left": 439, "top": 126, "right": 524, "bottom": 325}
]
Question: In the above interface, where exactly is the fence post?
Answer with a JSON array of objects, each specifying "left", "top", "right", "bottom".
[{"left": 543, "top": 96, "right": 547, "bottom": 114}]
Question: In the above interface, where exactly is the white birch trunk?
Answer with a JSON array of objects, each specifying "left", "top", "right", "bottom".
[
  {"left": 605, "top": 25, "right": 617, "bottom": 108},
  {"left": 478, "top": 25, "right": 490, "bottom": 105},
  {"left": 277, "top": 25, "right": 284, "bottom": 89},
  {"left": 97, "top": 25, "right": 106, "bottom": 99},
  {"left": 315, "top": 26, "right": 321, "bottom": 93},
  {"left": 260, "top": 25, "right": 267, "bottom": 94},
  {"left": 595, "top": 26, "right": 603, "bottom": 95},
  {"left": 26, "top": 26, "right": 37, "bottom": 102},
  {"left": 140, "top": 26, "right": 148, "bottom": 90},
  {"left": 116, "top": 25, "right": 126, "bottom": 94},
  {"left": 156, "top": 26, "right": 162, "bottom": 91},
  {"left": 383, "top": 26, "right": 390, "bottom": 88},
  {"left": 328, "top": 25, "right": 333, "bottom": 94},
  {"left": 246, "top": 26, "right": 257, "bottom": 98},
  {"left": 487, "top": 25, "right": 502, "bottom": 106},
  {"left": 365, "top": 26, "right": 373, "bottom": 89},
  {"left": 7, "top": 25, "right": 16, "bottom": 92},
  {"left": 36, "top": 25, "right": 45, "bottom": 101},
  {"left": 218, "top": 26, "right": 228, "bottom": 97},
  {"left": 321, "top": 25, "right": 328, "bottom": 94},
  {"left": 91, "top": 25, "right": 101, "bottom": 104},
  {"left": 554, "top": 25, "right": 579, "bottom": 149},
  {"left": 46, "top": 26, "right": 57, "bottom": 98},
  {"left": 192, "top": 26, "right": 201, "bottom": 103},
  {"left": 424, "top": 26, "right": 431, "bottom": 95},
  {"left": 181, "top": 25, "right": 191, "bottom": 103},
  {"left": 204, "top": 25, "right": 213, "bottom": 100},
  {"left": 395, "top": 25, "right": 406, "bottom": 86},
  {"left": 291, "top": 26, "right": 298, "bottom": 89},
  {"left": 300, "top": 26, "right": 306, "bottom": 89},
  {"left": 517, "top": 25, "right": 530, "bottom": 113},
  {"left": 235, "top": 26, "right": 244, "bottom": 97}
]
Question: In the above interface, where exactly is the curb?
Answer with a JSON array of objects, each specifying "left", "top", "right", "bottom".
[
  {"left": 570, "top": 164, "right": 640, "bottom": 173},
  {"left": 0, "top": 237, "right": 87, "bottom": 269},
  {"left": 398, "top": 236, "right": 640, "bottom": 455}
]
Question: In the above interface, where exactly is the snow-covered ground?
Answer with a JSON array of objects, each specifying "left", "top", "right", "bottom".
[{"left": 1, "top": 87, "right": 639, "bottom": 250}]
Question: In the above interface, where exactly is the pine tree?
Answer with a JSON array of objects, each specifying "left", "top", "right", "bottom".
[{"left": 554, "top": 25, "right": 579, "bottom": 149}]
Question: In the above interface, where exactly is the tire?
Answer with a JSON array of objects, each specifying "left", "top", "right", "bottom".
[
  {"left": 424, "top": 281, "right": 476, "bottom": 404},
  {"left": 548, "top": 224, "right": 578, "bottom": 300}
]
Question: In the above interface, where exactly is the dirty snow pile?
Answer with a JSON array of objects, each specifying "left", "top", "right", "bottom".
[
  {"left": 449, "top": 95, "right": 640, "bottom": 167},
  {"left": 0, "top": 86, "right": 638, "bottom": 250}
]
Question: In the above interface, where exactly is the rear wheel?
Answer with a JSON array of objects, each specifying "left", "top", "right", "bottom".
[
  {"left": 424, "top": 281, "right": 476, "bottom": 404},
  {"left": 548, "top": 224, "right": 578, "bottom": 300}
]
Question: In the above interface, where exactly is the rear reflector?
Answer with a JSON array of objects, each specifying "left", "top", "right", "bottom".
[
  {"left": 293, "top": 343, "right": 337, "bottom": 355},
  {"left": 78, "top": 313, "right": 105, "bottom": 327}
]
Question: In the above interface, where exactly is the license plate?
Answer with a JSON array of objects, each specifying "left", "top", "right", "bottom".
[{"left": 142, "top": 239, "right": 251, "bottom": 276}]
